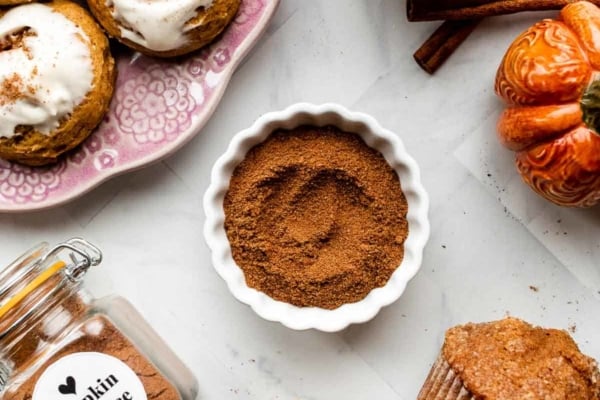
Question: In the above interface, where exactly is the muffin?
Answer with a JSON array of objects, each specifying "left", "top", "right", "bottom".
[
  {"left": 0, "top": 0, "right": 116, "bottom": 166},
  {"left": 417, "top": 317, "right": 600, "bottom": 399},
  {"left": 86, "top": 0, "right": 241, "bottom": 57}
]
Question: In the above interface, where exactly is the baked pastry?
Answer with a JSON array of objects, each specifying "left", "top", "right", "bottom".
[
  {"left": 0, "top": 0, "right": 116, "bottom": 166},
  {"left": 417, "top": 317, "right": 600, "bottom": 400},
  {"left": 0, "top": 0, "right": 33, "bottom": 6},
  {"left": 86, "top": 0, "right": 241, "bottom": 57}
]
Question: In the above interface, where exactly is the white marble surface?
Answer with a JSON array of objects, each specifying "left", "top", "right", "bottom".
[{"left": 1, "top": 1, "right": 600, "bottom": 399}]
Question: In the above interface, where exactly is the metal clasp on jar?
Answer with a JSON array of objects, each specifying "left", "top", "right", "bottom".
[
  {"left": 0, "top": 238, "right": 103, "bottom": 392},
  {"left": 40, "top": 238, "right": 103, "bottom": 282}
]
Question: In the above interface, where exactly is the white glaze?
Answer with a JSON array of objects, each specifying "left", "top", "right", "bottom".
[
  {"left": 0, "top": 4, "right": 93, "bottom": 137},
  {"left": 108, "top": 0, "right": 214, "bottom": 52}
]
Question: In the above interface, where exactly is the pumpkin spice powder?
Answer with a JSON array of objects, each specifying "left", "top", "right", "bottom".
[{"left": 224, "top": 125, "right": 409, "bottom": 309}]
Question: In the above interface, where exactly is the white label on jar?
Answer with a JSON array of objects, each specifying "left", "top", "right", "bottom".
[{"left": 32, "top": 352, "right": 148, "bottom": 400}]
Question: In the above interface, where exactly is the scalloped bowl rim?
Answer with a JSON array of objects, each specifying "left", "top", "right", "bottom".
[{"left": 203, "top": 103, "right": 430, "bottom": 332}]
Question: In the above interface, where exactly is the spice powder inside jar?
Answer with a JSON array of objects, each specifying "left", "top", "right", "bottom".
[
  {"left": 224, "top": 125, "right": 409, "bottom": 309},
  {"left": 0, "top": 240, "right": 195, "bottom": 400},
  {"left": 4, "top": 311, "right": 181, "bottom": 400}
]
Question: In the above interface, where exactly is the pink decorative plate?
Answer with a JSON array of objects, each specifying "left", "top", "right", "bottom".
[{"left": 0, "top": 0, "right": 279, "bottom": 212}]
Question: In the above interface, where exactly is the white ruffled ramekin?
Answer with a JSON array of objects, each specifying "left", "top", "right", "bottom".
[{"left": 203, "top": 103, "right": 430, "bottom": 332}]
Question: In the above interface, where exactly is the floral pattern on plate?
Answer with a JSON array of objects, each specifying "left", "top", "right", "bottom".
[
  {"left": 0, "top": 159, "right": 66, "bottom": 205},
  {"left": 114, "top": 64, "right": 201, "bottom": 145},
  {"left": 0, "top": 0, "right": 278, "bottom": 211}
]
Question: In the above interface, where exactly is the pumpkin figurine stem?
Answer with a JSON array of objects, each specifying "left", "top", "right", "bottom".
[{"left": 581, "top": 80, "right": 600, "bottom": 135}]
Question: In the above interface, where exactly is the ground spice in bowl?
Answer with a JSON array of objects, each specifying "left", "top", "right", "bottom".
[{"left": 223, "top": 125, "right": 409, "bottom": 309}]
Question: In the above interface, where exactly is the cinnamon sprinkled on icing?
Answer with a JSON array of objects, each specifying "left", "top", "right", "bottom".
[
  {"left": 443, "top": 318, "right": 600, "bottom": 399},
  {"left": 0, "top": 73, "right": 25, "bottom": 106}
]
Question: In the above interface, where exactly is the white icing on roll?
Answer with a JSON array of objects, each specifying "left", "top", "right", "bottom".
[
  {"left": 0, "top": 4, "right": 93, "bottom": 138},
  {"left": 108, "top": 0, "right": 214, "bottom": 52}
]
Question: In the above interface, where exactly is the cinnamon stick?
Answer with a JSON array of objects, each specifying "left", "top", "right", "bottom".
[
  {"left": 414, "top": 19, "right": 481, "bottom": 74},
  {"left": 408, "top": 0, "right": 600, "bottom": 21}
]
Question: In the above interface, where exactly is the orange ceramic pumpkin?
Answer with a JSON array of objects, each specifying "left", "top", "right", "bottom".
[{"left": 495, "top": 1, "right": 600, "bottom": 207}]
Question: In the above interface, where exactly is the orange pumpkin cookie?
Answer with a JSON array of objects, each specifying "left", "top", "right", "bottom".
[
  {"left": 0, "top": 0, "right": 116, "bottom": 166},
  {"left": 495, "top": 1, "right": 600, "bottom": 207},
  {"left": 87, "top": 0, "right": 241, "bottom": 58}
]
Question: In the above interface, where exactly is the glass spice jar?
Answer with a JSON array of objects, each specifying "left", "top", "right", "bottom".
[{"left": 0, "top": 238, "right": 197, "bottom": 400}]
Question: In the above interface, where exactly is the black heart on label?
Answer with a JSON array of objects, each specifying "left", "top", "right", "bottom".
[{"left": 58, "top": 376, "right": 77, "bottom": 395}]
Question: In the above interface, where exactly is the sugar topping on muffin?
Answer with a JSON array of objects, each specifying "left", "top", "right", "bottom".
[
  {"left": 0, "top": 3, "right": 93, "bottom": 136},
  {"left": 106, "top": 0, "right": 215, "bottom": 52},
  {"left": 442, "top": 317, "right": 600, "bottom": 399}
]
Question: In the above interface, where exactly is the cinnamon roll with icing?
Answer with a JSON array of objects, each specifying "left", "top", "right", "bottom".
[
  {"left": 87, "top": 0, "right": 241, "bottom": 57},
  {"left": 0, "top": 0, "right": 116, "bottom": 166}
]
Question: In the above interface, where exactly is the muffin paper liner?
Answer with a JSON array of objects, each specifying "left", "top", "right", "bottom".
[{"left": 417, "top": 354, "right": 476, "bottom": 400}]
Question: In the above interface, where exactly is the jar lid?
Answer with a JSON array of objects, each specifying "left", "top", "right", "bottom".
[{"left": 0, "top": 238, "right": 102, "bottom": 340}]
